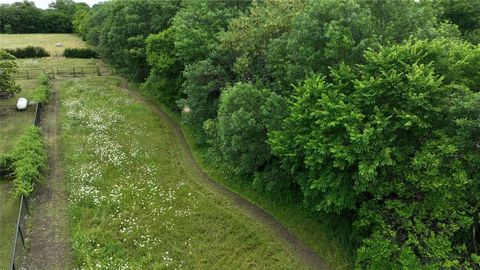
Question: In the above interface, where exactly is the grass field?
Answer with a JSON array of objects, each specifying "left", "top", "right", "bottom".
[
  {"left": 60, "top": 76, "right": 307, "bottom": 269},
  {"left": 0, "top": 180, "right": 20, "bottom": 269},
  {"left": 0, "top": 34, "right": 90, "bottom": 56},
  {"left": 0, "top": 80, "right": 37, "bottom": 154}
]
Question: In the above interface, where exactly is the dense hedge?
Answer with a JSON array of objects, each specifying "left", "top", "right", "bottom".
[
  {"left": 63, "top": 48, "right": 97, "bottom": 58},
  {"left": 31, "top": 74, "right": 51, "bottom": 103},
  {"left": 10, "top": 126, "right": 47, "bottom": 197},
  {"left": 5, "top": 46, "right": 50, "bottom": 58}
]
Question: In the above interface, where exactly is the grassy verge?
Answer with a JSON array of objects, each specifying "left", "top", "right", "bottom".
[
  {"left": 0, "top": 179, "right": 20, "bottom": 269},
  {"left": 60, "top": 76, "right": 308, "bottom": 269},
  {"left": 135, "top": 85, "right": 354, "bottom": 270}
]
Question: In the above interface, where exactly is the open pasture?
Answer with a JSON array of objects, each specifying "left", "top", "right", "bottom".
[{"left": 0, "top": 34, "right": 91, "bottom": 56}]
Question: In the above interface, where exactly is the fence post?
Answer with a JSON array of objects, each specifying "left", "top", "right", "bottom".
[
  {"left": 26, "top": 70, "right": 29, "bottom": 79},
  {"left": 81, "top": 67, "right": 84, "bottom": 77},
  {"left": 97, "top": 66, "right": 101, "bottom": 76},
  {"left": 51, "top": 68, "right": 55, "bottom": 79},
  {"left": 73, "top": 67, "right": 76, "bottom": 77}
]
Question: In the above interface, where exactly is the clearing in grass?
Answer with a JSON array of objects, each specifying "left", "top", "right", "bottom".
[{"left": 60, "top": 76, "right": 309, "bottom": 269}]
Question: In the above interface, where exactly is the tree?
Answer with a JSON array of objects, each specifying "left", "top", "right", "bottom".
[
  {"left": 0, "top": 50, "right": 21, "bottom": 97},
  {"left": 216, "top": 83, "right": 283, "bottom": 177},
  {"left": 267, "top": 0, "right": 459, "bottom": 94},
  {"left": 92, "top": 0, "right": 181, "bottom": 81},
  {"left": 436, "top": 0, "right": 480, "bottom": 43},
  {"left": 168, "top": 0, "right": 249, "bottom": 136},
  {"left": 219, "top": 0, "right": 304, "bottom": 87},
  {"left": 270, "top": 39, "right": 480, "bottom": 268},
  {"left": 143, "top": 28, "right": 184, "bottom": 108}
]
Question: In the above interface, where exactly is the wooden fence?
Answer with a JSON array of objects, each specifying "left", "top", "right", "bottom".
[{"left": 13, "top": 66, "right": 116, "bottom": 80}]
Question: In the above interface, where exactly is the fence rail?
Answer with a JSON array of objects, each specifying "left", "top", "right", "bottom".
[
  {"left": 13, "top": 66, "right": 116, "bottom": 80},
  {"left": 9, "top": 103, "right": 42, "bottom": 270}
]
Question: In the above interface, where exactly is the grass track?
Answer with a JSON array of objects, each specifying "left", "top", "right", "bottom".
[
  {"left": 60, "top": 76, "right": 309, "bottom": 269},
  {"left": 0, "top": 180, "right": 19, "bottom": 269}
]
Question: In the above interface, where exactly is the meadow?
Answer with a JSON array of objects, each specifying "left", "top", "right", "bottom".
[{"left": 60, "top": 76, "right": 308, "bottom": 269}]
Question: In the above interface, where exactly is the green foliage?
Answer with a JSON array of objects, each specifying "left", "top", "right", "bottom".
[
  {"left": 216, "top": 83, "right": 273, "bottom": 175},
  {"left": 78, "top": 0, "right": 180, "bottom": 81},
  {"left": 11, "top": 126, "right": 46, "bottom": 197},
  {"left": 143, "top": 28, "right": 184, "bottom": 108},
  {"left": 63, "top": 47, "right": 97, "bottom": 58},
  {"left": 271, "top": 39, "right": 480, "bottom": 268},
  {"left": 0, "top": 53, "right": 21, "bottom": 96},
  {"left": 0, "top": 154, "right": 13, "bottom": 175},
  {"left": 31, "top": 74, "right": 51, "bottom": 103},
  {"left": 220, "top": 0, "right": 304, "bottom": 86},
  {"left": 0, "top": 49, "right": 15, "bottom": 60},
  {"left": 267, "top": 0, "right": 458, "bottom": 94},
  {"left": 178, "top": 59, "right": 227, "bottom": 135},
  {"left": 5, "top": 46, "right": 50, "bottom": 58},
  {"left": 0, "top": 0, "right": 85, "bottom": 33},
  {"left": 436, "top": 0, "right": 480, "bottom": 43}
]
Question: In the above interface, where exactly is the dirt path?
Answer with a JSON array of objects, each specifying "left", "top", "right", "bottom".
[
  {"left": 119, "top": 80, "right": 328, "bottom": 270},
  {"left": 25, "top": 83, "right": 74, "bottom": 269}
]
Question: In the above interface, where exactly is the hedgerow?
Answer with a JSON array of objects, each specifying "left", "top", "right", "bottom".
[
  {"left": 31, "top": 74, "right": 51, "bottom": 104},
  {"left": 10, "top": 126, "right": 47, "bottom": 197},
  {"left": 5, "top": 46, "right": 50, "bottom": 58},
  {"left": 63, "top": 48, "right": 97, "bottom": 58}
]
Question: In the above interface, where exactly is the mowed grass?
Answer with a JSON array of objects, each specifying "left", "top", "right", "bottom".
[
  {"left": 0, "top": 80, "right": 37, "bottom": 154},
  {"left": 60, "top": 76, "right": 307, "bottom": 269},
  {"left": 0, "top": 34, "right": 90, "bottom": 56},
  {"left": 0, "top": 180, "right": 19, "bottom": 269}
]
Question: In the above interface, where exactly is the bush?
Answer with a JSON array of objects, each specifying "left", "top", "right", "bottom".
[
  {"left": 5, "top": 46, "right": 50, "bottom": 58},
  {"left": 10, "top": 126, "right": 46, "bottom": 197},
  {"left": 31, "top": 74, "right": 51, "bottom": 103},
  {"left": 63, "top": 48, "right": 97, "bottom": 58},
  {"left": 0, "top": 154, "right": 13, "bottom": 176},
  {"left": 0, "top": 53, "right": 21, "bottom": 97},
  {"left": 0, "top": 49, "right": 15, "bottom": 60}
]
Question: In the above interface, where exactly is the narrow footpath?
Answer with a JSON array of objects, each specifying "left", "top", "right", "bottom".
[
  {"left": 25, "top": 83, "right": 73, "bottom": 269},
  {"left": 119, "top": 80, "right": 328, "bottom": 270}
]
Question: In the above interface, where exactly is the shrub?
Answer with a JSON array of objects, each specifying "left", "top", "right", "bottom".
[
  {"left": 11, "top": 126, "right": 46, "bottom": 197},
  {"left": 0, "top": 154, "right": 13, "bottom": 176},
  {"left": 0, "top": 49, "right": 15, "bottom": 60},
  {"left": 31, "top": 74, "right": 51, "bottom": 103},
  {"left": 5, "top": 46, "right": 50, "bottom": 58},
  {"left": 0, "top": 53, "right": 21, "bottom": 96},
  {"left": 63, "top": 48, "right": 97, "bottom": 58}
]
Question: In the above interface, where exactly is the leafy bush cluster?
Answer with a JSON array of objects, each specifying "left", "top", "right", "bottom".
[
  {"left": 76, "top": 0, "right": 480, "bottom": 268},
  {"left": 5, "top": 46, "right": 50, "bottom": 58},
  {"left": 63, "top": 48, "right": 97, "bottom": 58},
  {"left": 0, "top": 49, "right": 21, "bottom": 96},
  {"left": 31, "top": 74, "right": 51, "bottom": 103},
  {"left": 10, "top": 126, "right": 46, "bottom": 197}
]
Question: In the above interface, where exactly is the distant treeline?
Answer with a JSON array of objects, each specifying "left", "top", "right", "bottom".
[
  {"left": 75, "top": 0, "right": 480, "bottom": 268},
  {"left": 0, "top": 0, "right": 89, "bottom": 33}
]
